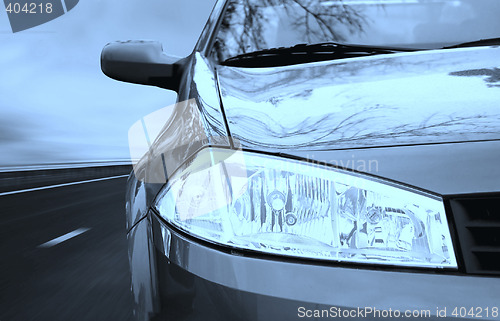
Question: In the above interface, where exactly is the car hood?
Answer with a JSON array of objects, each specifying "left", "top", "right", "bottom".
[{"left": 216, "top": 47, "right": 500, "bottom": 195}]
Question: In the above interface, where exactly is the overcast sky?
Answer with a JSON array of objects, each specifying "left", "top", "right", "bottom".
[{"left": 0, "top": 0, "right": 216, "bottom": 166}]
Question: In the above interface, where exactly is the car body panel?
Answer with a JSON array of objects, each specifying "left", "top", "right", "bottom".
[
  {"left": 125, "top": 53, "right": 231, "bottom": 229},
  {"left": 130, "top": 214, "right": 500, "bottom": 321},
  {"left": 218, "top": 46, "right": 500, "bottom": 151},
  {"left": 288, "top": 140, "right": 500, "bottom": 195},
  {"left": 144, "top": 53, "right": 230, "bottom": 185},
  {"left": 128, "top": 216, "right": 158, "bottom": 321},
  {"left": 125, "top": 171, "right": 148, "bottom": 231}
]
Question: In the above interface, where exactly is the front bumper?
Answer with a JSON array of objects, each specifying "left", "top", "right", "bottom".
[{"left": 128, "top": 213, "right": 500, "bottom": 321}]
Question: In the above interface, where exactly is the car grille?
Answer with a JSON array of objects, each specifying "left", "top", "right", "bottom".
[{"left": 449, "top": 195, "right": 500, "bottom": 275}]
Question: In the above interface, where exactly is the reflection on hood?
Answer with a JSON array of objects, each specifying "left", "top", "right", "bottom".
[{"left": 217, "top": 46, "right": 500, "bottom": 151}]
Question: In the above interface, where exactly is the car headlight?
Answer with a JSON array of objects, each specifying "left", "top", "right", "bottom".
[{"left": 155, "top": 147, "right": 457, "bottom": 269}]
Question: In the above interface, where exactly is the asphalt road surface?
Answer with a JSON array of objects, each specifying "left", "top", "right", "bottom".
[{"left": 0, "top": 176, "right": 134, "bottom": 321}]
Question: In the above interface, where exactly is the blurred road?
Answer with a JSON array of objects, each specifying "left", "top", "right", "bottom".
[{"left": 0, "top": 176, "right": 134, "bottom": 321}]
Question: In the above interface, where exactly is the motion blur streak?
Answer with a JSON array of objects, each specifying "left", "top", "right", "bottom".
[{"left": 0, "top": 175, "right": 133, "bottom": 321}]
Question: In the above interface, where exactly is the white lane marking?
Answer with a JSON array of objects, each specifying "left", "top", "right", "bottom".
[
  {"left": 0, "top": 160, "right": 131, "bottom": 173},
  {"left": 0, "top": 174, "right": 129, "bottom": 197},
  {"left": 38, "top": 228, "right": 91, "bottom": 248}
]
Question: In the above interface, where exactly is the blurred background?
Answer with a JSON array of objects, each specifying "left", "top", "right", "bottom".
[
  {"left": 0, "top": 1, "right": 215, "bottom": 320},
  {"left": 0, "top": 0, "right": 216, "bottom": 166}
]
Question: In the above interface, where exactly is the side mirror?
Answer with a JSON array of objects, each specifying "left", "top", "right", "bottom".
[{"left": 101, "top": 40, "right": 186, "bottom": 91}]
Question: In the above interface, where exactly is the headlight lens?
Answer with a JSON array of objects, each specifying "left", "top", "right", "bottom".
[{"left": 155, "top": 147, "right": 457, "bottom": 269}]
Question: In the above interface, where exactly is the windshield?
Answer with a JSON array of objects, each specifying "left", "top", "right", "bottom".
[{"left": 213, "top": 0, "right": 500, "bottom": 62}]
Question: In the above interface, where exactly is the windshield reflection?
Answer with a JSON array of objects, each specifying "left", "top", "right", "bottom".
[{"left": 215, "top": 0, "right": 500, "bottom": 61}]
